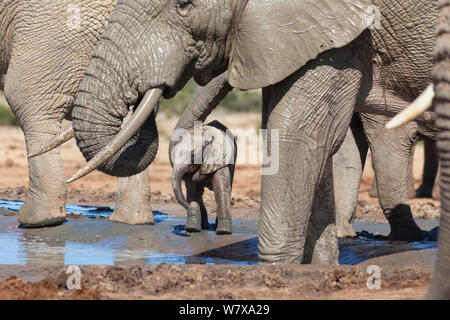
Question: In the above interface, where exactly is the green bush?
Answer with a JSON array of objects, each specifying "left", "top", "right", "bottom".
[
  {"left": 160, "top": 80, "right": 198, "bottom": 115},
  {"left": 160, "top": 79, "right": 261, "bottom": 115},
  {"left": 0, "top": 104, "right": 18, "bottom": 126}
]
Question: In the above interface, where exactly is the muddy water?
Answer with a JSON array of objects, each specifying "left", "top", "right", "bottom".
[{"left": 0, "top": 200, "right": 438, "bottom": 267}]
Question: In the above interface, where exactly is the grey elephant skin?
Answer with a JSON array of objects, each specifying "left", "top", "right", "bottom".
[
  {"left": 170, "top": 120, "right": 237, "bottom": 235},
  {"left": 72, "top": 0, "right": 438, "bottom": 264},
  {"left": 367, "top": 137, "right": 439, "bottom": 200},
  {"left": 175, "top": 76, "right": 429, "bottom": 240},
  {"left": 428, "top": 0, "right": 450, "bottom": 300},
  {"left": 334, "top": 112, "right": 437, "bottom": 240},
  {"left": 0, "top": 0, "right": 157, "bottom": 226}
]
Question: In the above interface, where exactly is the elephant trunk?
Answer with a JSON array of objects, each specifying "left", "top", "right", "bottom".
[
  {"left": 168, "top": 72, "right": 232, "bottom": 165},
  {"left": 172, "top": 166, "right": 190, "bottom": 210},
  {"left": 427, "top": 2, "right": 450, "bottom": 299},
  {"left": 72, "top": 31, "right": 159, "bottom": 178}
]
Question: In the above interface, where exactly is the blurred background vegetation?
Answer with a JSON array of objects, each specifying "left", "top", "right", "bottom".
[
  {"left": 160, "top": 80, "right": 261, "bottom": 115},
  {"left": 0, "top": 92, "right": 18, "bottom": 126},
  {"left": 0, "top": 80, "right": 261, "bottom": 126}
]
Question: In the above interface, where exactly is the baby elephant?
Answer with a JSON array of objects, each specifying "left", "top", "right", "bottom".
[{"left": 170, "top": 120, "right": 237, "bottom": 234}]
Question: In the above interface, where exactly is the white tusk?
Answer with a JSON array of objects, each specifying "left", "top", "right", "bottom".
[
  {"left": 66, "top": 88, "right": 163, "bottom": 183},
  {"left": 386, "top": 84, "right": 435, "bottom": 129}
]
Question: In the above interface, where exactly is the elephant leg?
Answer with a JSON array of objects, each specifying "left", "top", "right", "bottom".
[
  {"left": 304, "top": 158, "right": 338, "bottom": 264},
  {"left": 184, "top": 178, "right": 208, "bottom": 232},
  {"left": 212, "top": 167, "right": 232, "bottom": 235},
  {"left": 416, "top": 137, "right": 439, "bottom": 198},
  {"left": 110, "top": 170, "right": 154, "bottom": 225},
  {"left": 428, "top": 3, "right": 450, "bottom": 296},
  {"left": 369, "top": 142, "right": 416, "bottom": 199},
  {"left": 4, "top": 72, "right": 67, "bottom": 227},
  {"left": 361, "top": 113, "right": 423, "bottom": 241},
  {"left": 333, "top": 114, "right": 368, "bottom": 238},
  {"left": 372, "top": 145, "right": 416, "bottom": 200},
  {"left": 18, "top": 128, "right": 67, "bottom": 227},
  {"left": 258, "top": 45, "right": 365, "bottom": 264},
  {"left": 407, "top": 147, "right": 416, "bottom": 199}
]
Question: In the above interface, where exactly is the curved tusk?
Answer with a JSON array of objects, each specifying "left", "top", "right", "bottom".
[
  {"left": 386, "top": 84, "right": 435, "bottom": 129},
  {"left": 67, "top": 87, "right": 164, "bottom": 183},
  {"left": 28, "top": 127, "right": 74, "bottom": 158}
]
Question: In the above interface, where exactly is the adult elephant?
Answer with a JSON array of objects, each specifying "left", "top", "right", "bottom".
[
  {"left": 168, "top": 73, "right": 429, "bottom": 240},
  {"left": 0, "top": 0, "right": 157, "bottom": 227},
  {"left": 368, "top": 137, "right": 439, "bottom": 200},
  {"left": 383, "top": 0, "right": 450, "bottom": 299},
  {"left": 428, "top": 0, "right": 450, "bottom": 299},
  {"left": 333, "top": 112, "right": 437, "bottom": 240},
  {"left": 70, "top": 0, "right": 438, "bottom": 263}
]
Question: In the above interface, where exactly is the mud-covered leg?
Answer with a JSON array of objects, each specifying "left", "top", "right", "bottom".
[
  {"left": 304, "top": 158, "right": 339, "bottom": 264},
  {"left": 333, "top": 114, "right": 368, "bottom": 238},
  {"left": 110, "top": 170, "right": 154, "bottom": 225},
  {"left": 19, "top": 127, "right": 67, "bottom": 227},
  {"left": 407, "top": 146, "right": 416, "bottom": 199},
  {"left": 184, "top": 178, "right": 207, "bottom": 232},
  {"left": 258, "top": 43, "right": 366, "bottom": 264},
  {"left": 370, "top": 141, "right": 416, "bottom": 199},
  {"left": 361, "top": 113, "right": 423, "bottom": 241},
  {"left": 416, "top": 137, "right": 439, "bottom": 198},
  {"left": 212, "top": 168, "right": 232, "bottom": 235},
  {"left": 4, "top": 69, "right": 67, "bottom": 227}
]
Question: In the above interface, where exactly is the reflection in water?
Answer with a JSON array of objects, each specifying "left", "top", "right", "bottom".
[
  {"left": 0, "top": 233, "right": 26, "bottom": 265},
  {"left": 339, "top": 238, "right": 437, "bottom": 265},
  {"left": 0, "top": 199, "right": 440, "bottom": 266},
  {"left": 0, "top": 199, "right": 114, "bottom": 218},
  {"left": 65, "top": 241, "right": 114, "bottom": 266}
]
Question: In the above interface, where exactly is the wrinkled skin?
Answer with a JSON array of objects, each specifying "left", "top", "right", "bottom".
[
  {"left": 74, "top": 0, "right": 438, "bottom": 263},
  {"left": 368, "top": 151, "right": 415, "bottom": 199},
  {"left": 0, "top": 0, "right": 156, "bottom": 227},
  {"left": 333, "top": 116, "right": 367, "bottom": 238},
  {"left": 428, "top": 0, "right": 450, "bottom": 300},
  {"left": 170, "top": 120, "right": 236, "bottom": 235},
  {"left": 369, "top": 137, "right": 439, "bottom": 199},
  {"left": 334, "top": 113, "right": 435, "bottom": 240}
]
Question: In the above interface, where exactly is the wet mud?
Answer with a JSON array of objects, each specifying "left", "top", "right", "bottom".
[
  {"left": 0, "top": 199, "right": 438, "bottom": 299},
  {"left": 0, "top": 200, "right": 438, "bottom": 267}
]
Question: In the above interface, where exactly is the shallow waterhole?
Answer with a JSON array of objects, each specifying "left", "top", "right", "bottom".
[{"left": 0, "top": 200, "right": 438, "bottom": 266}]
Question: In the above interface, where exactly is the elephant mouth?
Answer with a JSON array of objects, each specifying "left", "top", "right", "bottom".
[{"left": 67, "top": 87, "right": 165, "bottom": 183}]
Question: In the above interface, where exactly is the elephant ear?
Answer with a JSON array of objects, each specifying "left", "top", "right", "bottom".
[
  {"left": 200, "top": 125, "right": 235, "bottom": 175},
  {"left": 228, "top": 0, "right": 375, "bottom": 90}
]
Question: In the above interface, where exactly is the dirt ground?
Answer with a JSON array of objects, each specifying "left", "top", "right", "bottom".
[
  {"left": 0, "top": 264, "right": 431, "bottom": 300},
  {"left": 0, "top": 113, "right": 440, "bottom": 300}
]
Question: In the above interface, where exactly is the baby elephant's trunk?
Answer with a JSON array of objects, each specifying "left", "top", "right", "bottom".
[{"left": 172, "top": 166, "right": 190, "bottom": 209}]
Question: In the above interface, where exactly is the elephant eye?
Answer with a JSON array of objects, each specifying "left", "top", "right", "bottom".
[{"left": 176, "top": 0, "right": 192, "bottom": 17}]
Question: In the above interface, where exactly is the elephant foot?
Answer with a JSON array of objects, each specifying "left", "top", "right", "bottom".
[
  {"left": 18, "top": 197, "right": 66, "bottom": 228},
  {"left": 215, "top": 217, "right": 232, "bottom": 235},
  {"left": 337, "top": 223, "right": 356, "bottom": 238},
  {"left": 386, "top": 205, "right": 424, "bottom": 241},
  {"left": 112, "top": 173, "right": 154, "bottom": 224},
  {"left": 415, "top": 184, "right": 433, "bottom": 199},
  {"left": 185, "top": 203, "right": 202, "bottom": 232},
  {"left": 110, "top": 207, "right": 154, "bottom": 225}
]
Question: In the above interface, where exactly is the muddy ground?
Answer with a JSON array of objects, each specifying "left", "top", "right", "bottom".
[
  {"left": 0, "top": 114, "right": 441, "bottom": 299},
  {"left": 0, "top": 264, "right": 432, "bottom": 300}
]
